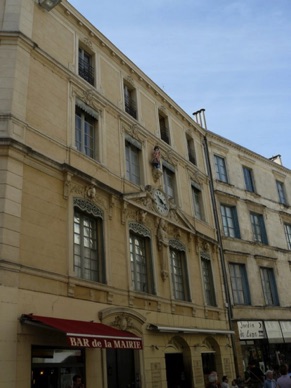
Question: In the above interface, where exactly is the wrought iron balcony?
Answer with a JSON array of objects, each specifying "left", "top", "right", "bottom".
[{"left": 78, "top": 58, "right": 95, "bottom": 85}]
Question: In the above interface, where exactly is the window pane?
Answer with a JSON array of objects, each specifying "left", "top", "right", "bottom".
[
  {"left": 229, "top": 263, "right": 250, "bottom": 305},
  {"left": 73, "top": 209, "right": 104, "bottom": 283},
  {"left": 214, "top": 155, "right": 228, "bottom": 183},
  {"left": 130, "top": 233, "right": 153, "bottom": 293},
  {"left": 201, "top": 257, "right": 216, "bottom": 306},
  {"left": 170, "top": 248, "right": 189, "bottom": 301}
]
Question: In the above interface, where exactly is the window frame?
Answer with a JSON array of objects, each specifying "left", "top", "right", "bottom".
[
  {"left": 186, "top": 134, "right": 196, "bottom": 165},
  {"left": 220, "top": 204, "right": 240, "bottom": 238},
  {"left": 250, "top": 211, "right": 268, "bottom": 244},
  {"left": 125, "top": 138, "right": 141, "bottom": 185},
  {"left": 214, "top": 155, "right": 228, "bottom": 183},
  {"left": 201, "top": 254, "right": 216, "bottom": 307},
  {"left": 260, "top": 267, "right": 279, "bottom": 306},
  {"left": 243, "top": 166, "right": 256, "bottom": 192},
  {"left": 159, "top": 110, "right": 170, "bottom": 144},
  {"left": 229, "top": 263, "right": 251, "bottom": 305},
  {"left": 73, "top": 199, "right": 105, "bottom": 283},
  {"left": 163, "top": 163, "right": 176, "bottom": 201},
  {"left": 78, "top": 46, "right": 95, "bottom": 85},
  {"left": 284, "top": 223, "right": 291, "bottom": 250},
  {"left": 192, "top": 183, "right": 204, "bottom": 221},
  {"left": 276, "top": 180, "right": 287, "bottom": 205},
  {"left": 129, "top": 223, "right": 155, "bottom": 294},
  {"left": 75, "top": 105, "right": 97, "bottom": 159},
  {"left": 124, "top": 82, "right": 137, "bottom": 119},
  {"left": 169, "top": 241, "right": 190, "bottom": 301}
]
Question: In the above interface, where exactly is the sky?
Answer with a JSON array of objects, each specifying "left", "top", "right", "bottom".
[{"left": 69, "top": 0, "right": 291, "bottom": 169}]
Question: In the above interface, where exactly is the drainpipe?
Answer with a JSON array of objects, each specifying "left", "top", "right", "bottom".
[{"left": 193, "top": 109, "right": 239, "bottom": 376}]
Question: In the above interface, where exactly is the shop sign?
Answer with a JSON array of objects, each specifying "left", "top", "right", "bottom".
[
  {"left": 237, "top": 321, "right": 265, "bottom": 340},
  {"left": 67, "top": 336, "right": 143, "bottom": 349}
]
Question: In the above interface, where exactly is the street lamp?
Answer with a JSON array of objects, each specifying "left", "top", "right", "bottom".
[{"left": 38, "top": 0, "right": 62, "bottom": 11}]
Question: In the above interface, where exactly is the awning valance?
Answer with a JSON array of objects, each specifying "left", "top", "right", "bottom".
[
  {"left": 20, "top": 314, "right": 142, "bottom": 349},
  {"left": 147, "top": 324, "right": 234, "bottom": 335}
]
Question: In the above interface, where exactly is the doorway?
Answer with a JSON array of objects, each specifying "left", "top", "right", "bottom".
[
  {"left": 107, "top": 349, "right": 139, "bottom": 388},
  {"left": 165, "top": 353, "right": 189, "bottom": 388}
]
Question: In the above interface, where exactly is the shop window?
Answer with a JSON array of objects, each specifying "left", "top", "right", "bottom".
[
  {"left": 31, "top": 346, "right": 85, "bottom": 388},
  {"left": 73, "top": 199, "right": 105, "bottom": 283}
]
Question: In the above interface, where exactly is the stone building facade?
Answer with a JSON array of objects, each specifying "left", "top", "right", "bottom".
[
  {"left": 206, "top": 131, "right": 291, "bottom": 374},
  {"left": 0, "top": 1, "right": 235, "bottom": 387}
]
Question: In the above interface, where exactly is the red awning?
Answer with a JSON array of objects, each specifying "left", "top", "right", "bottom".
[{"left": 20, "top": 314, "right": 142, "bottom": 349}]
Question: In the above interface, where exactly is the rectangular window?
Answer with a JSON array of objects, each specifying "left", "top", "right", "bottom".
[
  {"left": 243, "top": 166, "right": 255, "bottom": 192},
  {"left": 78, "top": 47, "right": 95, "bottom": 85},
  {"left": 250, "top": 212, "right": 268, "bottom": 244},
  {"left": 201, "top": 255, "right": 216, "bottom": 306},
  {"left": 159, "top": 111, "right": 170, "bottom": 144},
  {"left": 260, "top": 267, "right": 279, "bottom": 306},
  {"left": 192, "top": 184, "right": 204, "bottom": 220},
  {"left": 220, "top": 205, "right": 240, "bottom": 238},
  {"left": 186, "top": 134, "right": 196, "bottom": 165},
  {"left": 214, "top": 155, "right": 228, "bottom": 183},
  {"left": 276, "top": 180, "right": 287, "bottom": 205},
  {"left": 129, "top": 232, "right": 154, "bottom": 293},
  {"left": 170, "top": 248, "right": 190, "bottom": 301},
  {"left": 124, "top": 83, "right": 137, "bottom": 119},
  {"left": 284, "top": 223, "right": 291, "bottom": 249},
  {"left": 74, "top": 208, "right": 105, "bottom": 283},
  {"left": 163, "top": 165, "right": 176, "bottom": 200},
  {"left": 229, "top": 263, "right": 250, "bottom": 305},
  {"left": 125, "top": 141, "right": 141, "bottom": 185},
  {"left": 75, "top": 106, "right": 96, "bottom": 158}
]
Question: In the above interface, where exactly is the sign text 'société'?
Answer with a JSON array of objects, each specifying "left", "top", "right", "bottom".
[{"left": 67, "top": 336, "right": 142, "bottom": 349}]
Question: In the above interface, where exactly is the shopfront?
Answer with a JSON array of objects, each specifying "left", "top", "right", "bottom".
[
  {"left": 20, "top": 314, "right": 143, "bottom": 388},
  {"left": 237, "top": 320, "right": 291, "bottom": 372}
]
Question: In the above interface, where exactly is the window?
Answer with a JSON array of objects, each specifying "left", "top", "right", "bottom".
[
  {"left": 129, "top": 223, "right": 154, "bottom": 294},
  {"left": 201, "top": 255, "right": 216, "bottom": 306},
  {"left": 276, "top": 180, "right": 287, "bottom": 205},
  {"left": 73, "top": 199, "right": 105, "bottom": 283},
  {"left": 170, "top": 241, "right": 190, "bottom": 301},
  {"left": 78, "top": 47, "right": 94, "bottom": 85},
  {"left": 75, "top": 106, "right": 97, "bottom": 158},
  {"left": 32, "top": 346, "right": 85, "bottom": 388},
  {"left": 220, "top": 205, "right": 240, "bottom": 238},
  {"left": 260, "top": 267, "right": 279, "bottom": 306},
  {"left": 229, "top": 263, "right": 250, "bottom": 305},
  {"left": 214, "top": 155, "right": 228, "bottom": 183},
  {"left": 243, "top": 166, "right": 255, "bottom": 192},
  {"left": 125, "top": 140, "right": 141, "bottom": 185},
  {"left": 159, "top": 111, "right": 170, "bottom": 144},
  {"left": 284, "top": 223, "right": 291, "bottom": 249},
  {"left": 124, "top": 82, "right": 137, "bottom": 119},
  {"left": 192, "top": 184, "right": 204, "bottom": 220},
  {"left": 186, "top": 134, "right": 196, "bottom": 165},
  {"left": 163, "top": 164, "right": 176, "bottom": 200},
  {"left": 250, "top": 212, "right": 268, "bottom": 244}
]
